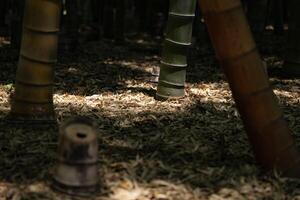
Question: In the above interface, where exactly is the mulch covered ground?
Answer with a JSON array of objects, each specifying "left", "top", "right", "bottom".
[{"left": 0, "top": 33, "right": 299, "bottom": 200}]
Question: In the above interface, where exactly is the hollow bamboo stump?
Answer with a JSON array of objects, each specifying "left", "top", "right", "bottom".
[
  {"left": 53, "top": 117, "right": 99, "bottom": 197},
  {"left": 199, "top": 0, "right": 300, "bottom": 177},
  {"left": 10, "top": 0, "right": 61, "bottom": 122},
  {"left": 283, "top": 0, "right": 300, "bottom": 77},
  {"left": 156, "top": 0, "right": 197, "bottom": 100}
]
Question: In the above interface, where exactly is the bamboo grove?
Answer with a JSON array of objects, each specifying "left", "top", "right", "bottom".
[{"left": 0, "top": 0, "right": 300, "bottom": 184}]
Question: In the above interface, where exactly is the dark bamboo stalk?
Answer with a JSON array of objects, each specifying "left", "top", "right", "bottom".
[
  {"left": 59, "top": 0, "right": 79, "bottom": 52},
  {"left": 0, "top": 0, "right": 7, "bottom": 26},
  {"left": 102, "top": 0, "right": 114, "bottom": 39},
  {"left": 199, "top": 0, "right": 300, "bottom": 177},
  {"left": 114, "top": 0, "right": 125, "bottom": 42},
  {"left": 102, "top": 0, "right": 125, "bottom": 41},
  {"left": 270, "top": 0, "right": 284, "bottom": 34},
  {"left": 246, "top": 0, "right": 268, "bottom": 36},
  {"left": 10, "top": 0, "right": 25, "bottom": 50},
  {"left": 10, "top": 0, "right": 61, "bottom": 121},
  {"left": 0, "top": 0, "right": 8, "bottom": 36},
  {"left": 156, "top": 0, "right": 197, "bottom": 100},
  {"left": 283, "top": 0, "right": 300, "bottom": 77}
]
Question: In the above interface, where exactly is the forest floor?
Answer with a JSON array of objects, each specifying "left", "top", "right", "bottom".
[{"left": 0, "top": 32, "right": 299, "bottom": 200}]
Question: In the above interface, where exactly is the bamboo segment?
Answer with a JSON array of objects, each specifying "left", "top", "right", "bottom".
[
  {"left": 199, "top": 0, "right": 300, "bottom": 177},
  {"left": 10, "top": 0, "right": 61, "bottom": 120},
  {"left": 156, "top": 0, "right": 197, "bottom": 99},
  {"left": 283, "top": 0, "right": 300, "bottom": 77}
]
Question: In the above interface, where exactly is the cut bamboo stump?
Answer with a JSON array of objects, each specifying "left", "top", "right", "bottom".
[
  {"left": 52, "top": 117, "right": 99, "bottom": 197},
  {"left": 199, "top": 0, "right": 300, "bottom": 177}
]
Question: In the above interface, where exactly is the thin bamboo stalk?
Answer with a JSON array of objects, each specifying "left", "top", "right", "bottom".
[
  {"left": 102, "top": 0, "right": 125, "bottom": 41},
  {"left": 0, "top": 0, "right": 7, "bottom": 26},
  {"left": 59, "top": 0, "right": 79, "bottom": 51},
  {"left": 246, "top": 0, "right": 268, "bottom": 36},
  {"left": 156, "top": 0, "right": 197, "bottom": 100},
  {"left": 283, "top": 0, "right": 300, "bottom": 77},
  {"left": 270, "top": 0, "right": 284, "bottom": 34},
  {"left": 10, "top": 0, "right": 61, "bottom": 121},
  {"left": 10, "top": 0, "right": 25, "bottom": 50},
  {"left": 199, "top": 0, "right": 300, "bottom": 177}
]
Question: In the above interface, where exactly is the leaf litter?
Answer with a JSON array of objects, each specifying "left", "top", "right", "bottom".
[{"left": 0, "top": 34, "right": 299, "bottom": 199}]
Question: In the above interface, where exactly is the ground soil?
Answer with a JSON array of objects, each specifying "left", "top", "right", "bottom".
[{"left": 0, "top": 33, "right": 299, "bottom": 200}]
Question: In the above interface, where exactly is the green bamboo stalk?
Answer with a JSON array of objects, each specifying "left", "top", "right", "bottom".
[
  {"left": 283, "top": 0, "right": 300, "bottom": 77},
  {"left": 156, "top": 0, "right": 197, "bottom": 100},
  {"left": 10, "top": 0, "right": 61, "bottom": 122}
]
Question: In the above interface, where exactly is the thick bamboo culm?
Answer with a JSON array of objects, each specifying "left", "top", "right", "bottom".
[
  {"left": 10, "top": 0, "right": 61, "bottom": 120},
  {"left": 283, "top": 0, "right": 300, "bottom": 77},
  {"left": 156, "top": 0, "right": 197, "bottom": 99},
  {"left": 199, "top": 0, "right": 300, "bottom": 177}
]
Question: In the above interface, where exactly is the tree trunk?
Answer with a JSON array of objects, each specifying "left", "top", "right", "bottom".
[
  {"left": 10, "top": 0, "right": 61, "bottom": 122},
  {"left": 199, "top": 0, "right": 300, "bottom": 177},
  {"left": 156, "top": 0, "right": 197, "bottom": 100}
]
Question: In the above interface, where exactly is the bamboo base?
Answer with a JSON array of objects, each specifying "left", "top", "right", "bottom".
[{"left": 156, "top": 81, "right": 185, "bottom": 100}]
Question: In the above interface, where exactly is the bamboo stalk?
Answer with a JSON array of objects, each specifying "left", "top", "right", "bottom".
[
  {"left": 10, "top": 0, "right": 61, "bottom": 121},
  {"left": 270, "top": 0, "right": 284, "bottom": 34},
  {"left": 102, "top": 0, "right": 125, "bottom": 41},
  {"left": 283, "top": 0, "right": 300, "bottom": 77},
  {"left": 10, "top": 0, "right": 25, "bottom": 50},
  {"left": 246, "top": 0, "right": 268, "bottom": 36},
  {"left": 199, "top": 0, "right": 300, "bottom": 177},
  {"left": 156, "top": 0, "right": 197, "bottom": 100},
  {"left": 59, "top": 0, "right": 79, "bottom": 51},
  {"left": 0, "top": 0, "right": 7, "bottom": 26}
]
